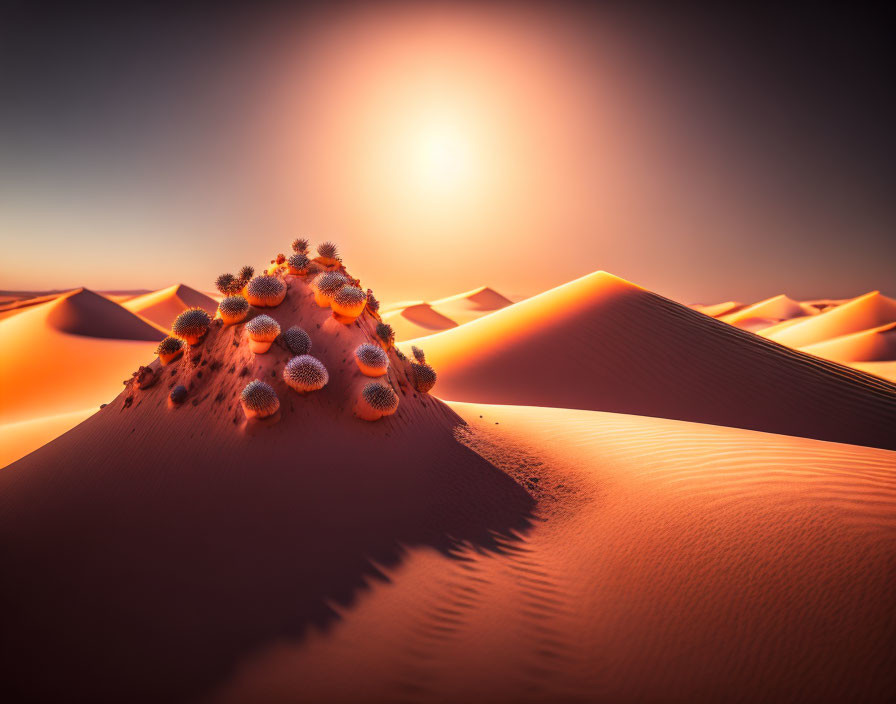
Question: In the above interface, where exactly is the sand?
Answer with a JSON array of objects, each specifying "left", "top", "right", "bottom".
[
  {"left": 123, "top": 283, "right": 219, "bottom": 329},
  {"left": 691, "top": 300, "right": 745, "bottom": 317},
  {"left": 2, "top": 396, "right": 893, "bottom": 703},
  {"left": 383, "top": 286, "right": 514, "bottom": 340},
  {"left": 402, "top": 272, "right": 896, "bottom": 450},
  {"left": 719, "top": 293, "right": 818, "bottom": 331},
  {"left": 0, "top": 408, "right": 95, "bottom": 469},
  {"left": 801, "top": 321, "right": 896, "bottom": 364}
]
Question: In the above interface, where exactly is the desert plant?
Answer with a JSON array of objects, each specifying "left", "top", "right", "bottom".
[
  {"left": 275, "top": 253, "right": 286, "bottom": 265},
  {"left": 411, "top": 345, "right": 426, "bottom": 363},
  {"left": 375, "top": 322, "right": 395, "bottom": 348},
  {"left": 215, "top": 273, "right": 237, "bottom": 295},
  {"left": 357, "top": 381, "right": 399, "bottom": 420},
  {"left": 218, "top": 295, "right": 250, "bottom": 325},
  {"left": 411, "top": 363, "right": 437, "bottom": 393},
  {"left": 354, "top": 343, "right": 388, "bottom": 376},
  {"left": 240, "top": 379, "right": 280, "bottom": 419},
  {"left": 317, "top": 241, "right": 339, "bottom": 260},
  {"left": 291, "top": 238, "right": 310, "bottom": 254},
  {"left": 283, "top": 354, "right": 329, "bottom": 393},
  {"left": 238, "top": 265, "right": 255, "bottom": 282},
  {"left": 246, "top": 314, "right": 281, "bottom": 353},
  {"left": 365, "top": 289, "right": 380, "bottom": 314},
  {"left": 246, "top": 275, "right": 287, "bottom": 307},
  {"left": 282, "top": 325, "right": 312, "bottom": 355},
  {"left": 172, "top": 307, "right": 212, "bottom": 345},
  {"left": 311, "top": 271, "right": 348, "bottom": 307},
  {"left": 331, "top": 285, "right": 367, "bottom": 321},
  {"left": 156, "top": 336, "right": 184, "bottom": 365},
  {"left": 287, "top": 252, "right": 311, "bottom": 275}
]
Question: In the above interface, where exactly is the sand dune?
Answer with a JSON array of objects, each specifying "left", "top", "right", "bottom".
[
  {"left": 691, "top": 300, "right": 744, "bottom": 317},
  {"left": 383, "top": 285, "right": 513, "bottom": 340},
  {"left": 852, "top": 361, "right": 896, "bottom": 383},
  {"left": 719, "top": 293, "right": 818, "bottom": 331},
  {"left": 401, "top": 271, "right": 896, "bottom": 450},
  {"left": 0, "top": 291, "right": 162, "bottom": 423},
  {"left": 0, "top": 408, "right": 95, "bottom": 469},
  {"left": 3, "top": 394, "right": 894, "bottom": 702},
  {"left": 123, "top": 283, "right": 218, "bottom": 329},
  {"left": 801, "top": 321, "right": 896, "bottom": 364},
  {"left": 765, "top": 290, "right": 896, "bottom": 348}
]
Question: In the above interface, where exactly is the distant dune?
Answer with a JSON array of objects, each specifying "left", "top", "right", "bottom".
[
  {"left": 801, "top": 321, "right": 896, "bottom": 363},
  {"left": 691, "top": 300, "right": 745, "bottom": 317},
  {"left": 719, "top": 293, "right": 818, "bottom": 331},
  {"left": 402, "top": 272, "right": 896, "bottom": 450},
  {"left": 765, "top": 290, "right": 896, "bottom": 348},
  {"left": 123, "top": 283, "right": 218, "bottom": 329},
  {"left": 383, "top": 286, "right": 514, "bottom": 340}
]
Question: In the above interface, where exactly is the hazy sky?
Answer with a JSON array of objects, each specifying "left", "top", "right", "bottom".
[{"left": 1, "top": 1, "right": 893, "bottom": 304}]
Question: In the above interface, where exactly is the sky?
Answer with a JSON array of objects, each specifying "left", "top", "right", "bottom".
[{"left": 1, "top": 1, "right": 894, "bottom": 305}]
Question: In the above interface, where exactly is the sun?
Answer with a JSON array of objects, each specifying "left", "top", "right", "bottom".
[{"left": 412, "top": 122, "right": 474, "bottom": 192}]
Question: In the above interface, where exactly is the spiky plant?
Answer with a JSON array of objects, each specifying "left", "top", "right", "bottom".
[
  {"left": 274, "top": 253, "right": 286, "bottom": 265},
  {"left": 288, "top": 253, "right": 310, "bottom": 272},
  {"left": 411, "top": 363, "right": 437, "bottom": 393},
  {"left": 283, "top": 355, "right": 329, "bottom": 392},
  {"left": 238, "top": 265, "right": 254, "bottom": 282},
  {"left": 172, "top": 307, "right": 211, "bottom": 343},
  {"left": 246, "top": 314, "right": 281, "bottom": 340},
  {"left": 218, "top": 295, "right": 249, "bottom": 324},
  {"left": 215, "top": 273, "right": 237, "bottom": 295},
  {"left": 411, "top": 345, "right": 426, "bottom": 363},
  {"left": 375, "top": 322, "right": 395, "bottom": 347},
  {"left": 365, "top": 289, "right": 380, "bottom": 314},
  {"left": 317, "top": 241, "right": 339, "bottom": 260},
  {"left": 240, "top": 379, "right": 280, "bottom": 418},
  {"left": 282, "top": 326, "right": 312, "bottom": 356},
  {"left": 292, "top": 238, "right": 310, "bottom": 254},
  {"left": 156, "top": 336, "right": 184, "bottom": 356},
  {"left": 354, "top": 343, "right": 388, "bottom": 376},
  {"left": 361, "top": 382, "right": 399, "bottom": 413},
  {"left": 246, "top": 275, "right": 287, "bottom": 307},
  {"left": 314, "top": 271, "right": 348, "bottom": 295}
]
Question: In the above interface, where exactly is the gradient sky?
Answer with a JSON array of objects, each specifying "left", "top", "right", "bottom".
[{"left": 1, "top": 1, "right": 893, "bottom": 305}]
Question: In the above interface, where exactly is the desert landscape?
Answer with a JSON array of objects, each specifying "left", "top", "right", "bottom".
[{"left": 2, "top": 3, "right": 895, "bottom": 703}]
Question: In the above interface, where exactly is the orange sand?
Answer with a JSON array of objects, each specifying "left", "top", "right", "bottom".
[
  {"left": 0, "top": 408, "right": 95, "bottom": 468},
  {"left": 801, "top": 321, "right": 896, "bottom": 363},
  {"left": 383, "top": 286, "right": 513, "bottom": 340},
  {"left": 719, "top": 293, "right": 818, "bottom": 331},
  {"left": 123, "top": 283, "right": 218, "bottom": 329}
]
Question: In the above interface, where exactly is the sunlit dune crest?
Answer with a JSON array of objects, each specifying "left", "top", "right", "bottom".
[
  {"left": 402, "top": 271, "right": 896, "bottom": 450},
  {"left": 719, "top": 293, "right": 819, "bottom": 331},
  {"left": 123, "top": 283, "right": 219, "bottom": 329},
  {"left": 765, "top": 290, "right": 896, "bottom": 348},
  {"left": 0, "top": 407, "right": 95, "bottom": 469},
  {"left": 41, "top": 288, "right": 167, "bottom": 340},
  {"left": 691, "top": 300, "right": 745, "bottom": 318},
  {"left": 383, "top": 285, "right": 514, "bottom": 340},
  {"left": 801, "top": 321, "right": 896, "bottom": 363}
]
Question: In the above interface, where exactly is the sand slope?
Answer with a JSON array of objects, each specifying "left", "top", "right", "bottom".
[
  {"left": 123, "top": 283, "right": 218, "bottom": 329},
  {"left": 401, "top": 271, "right": 896, "bottom": 450},
  {"left": 383, "top": 286, "right": 514, "bottom": 341},
  {"left": 691, "top": 300, "right": 744, "bottom": 317},
  {"left": 801, "top": 321, "right": 896, "bottom": 364},
  {"left": 719, "top": 293, "right": 817, "bottom": 331},
  {"left": 0, "top": 291, "right": 162, "bottom": 423},
  {"left": 0, "top": 408, "right": 95, "bottom": 469},
  {"left": 765, "top": 290, "right": 896, "bottom": 348}
]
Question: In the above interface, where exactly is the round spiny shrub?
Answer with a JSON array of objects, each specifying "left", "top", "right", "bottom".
[
  {"left": 354, "top": 343, "right": 388, "bottom": 376},
  {"left": 238, "top": 265, "right": 254, "bottom": 282},
  {"left": 283, "top": 354, "right": 329, "bottom": 392},
  {"left": 314, "top": 271, "right": 347, "bottom": 295},
  {"left": 288, "top": 252, "right": 310, "bottom": 272},
  {"left": 215, "top": 273, "right": 237, "bottom": 295},
  {"left": 361, "top": 382, "right": 399, "bottom": 413},
  {"left": 283, "top": 325, "right": 312, "bottom": 355},
  {"left": 411, "top": 363, "right": 437, "bottom": 393},
  {"left": 411, "top": 345, "right": 426, "bottom": 363},
  {"left": 157, "top": 336, "right": 184, "bottom": 356},
  {"left": 292, "top": 238, "right": 310, "bottom": 254},
  {"left": 240, "top": 379, "right": 280, "bottom": 418},
  {"left": 317, "top": 241, "right": 339, "bottom": 260},
  {"left": 365, "top": 289, "right": 380, "bottom": 314},
  {"left": 333, "top": 285, "right": 366, "bottom": 307},
  {"left": 246, "top": 275, "right": 287, "bottom": 307},
  {"left": 172, "top": 307, "right": 211, "bottom": 344},
  {"left": 246, "top": 314, "right": 281, "bottom": 340},
  {"left": 218, "top": 295, "right": 249, "bottom": 324},
  {"left": 375, "top": 322, "right": 395, "bottom": 347},
  {"left": 169, "top": 384, "right": 188, "bottom": 404}
]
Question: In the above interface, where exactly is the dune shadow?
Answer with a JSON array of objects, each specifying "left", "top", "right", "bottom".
[{"left": 0, "top": 408, "right": 535, "bottom": 703}]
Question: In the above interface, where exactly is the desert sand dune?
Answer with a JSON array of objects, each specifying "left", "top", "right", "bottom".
[
  {"left": 124, "top": 283, "right": 218, "bottom": 329},
  {"left": 0, "top": 291, "right": 162, "bottom": 423},
  {"left": 719, "top": 293, "right": 818, "bottom": 331},
  {"left": 852, "top": 360, "right": 896, "bottom": 383},
  {"left": 0, "top": 408, "right": 95, "bottom": 468},
  {"left": 801, "top": 321, "right": 896, "bottom": 364},
  {"left": 765, "top": 290, "right": 896, "bottom": 349},
  {"left": 691, "top": 300, "right": 745, "bottom": 317},
  {"left": 383, "top": 285, "right": 514, "bottom": 340},
  {"left": 4, "top": 393, "right": 894, "bottom": 702},
  {"left": 401, "top": 271, "right": 896, "bottom": 450}
]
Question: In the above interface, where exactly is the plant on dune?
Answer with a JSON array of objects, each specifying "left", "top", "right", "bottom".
[
  {"left": 240, "top": 379, "right": 280, "bottom": 419},
  {"left": 411, "top": 345, "right": 426, "bottom": 363},
  {"left": 156, "top": 335, "right": 184, "bottom": 364},
  {"left": 317, "top": 241, "right": 339, "bottom": 261},
  {"left": 246, "top": 314, "right": 281, "bottom": 353},
  {"left": 172, "top": 307, "right": 212, "bottom": 345},
  {"left": 215, "top": 273, "right": 238, "bottom": 295},
  {"left": 275, "top": 253, "right": 287, "bottom": 265},
  {"left": 246, "top": 275, "right": 287, "bottom": 307},
  {"left": 282, "top": 325, "right": 312, "bottom": 356},
  {"left": 411, "top": 363, "right": 437, "bottom": 393},
  {"left": 375, "top": 322, "right": 395, "bottom": 348},
  {"left": 365, "top": 289, "right": 380, "bottom": 314},
  {"left": 354, "top": 342, "right": 389, "bottom": 376},
  {"left": 311, "top": 271, "right": 348, "bottom": 307},
  {"left": 238, "top": 265, "right": 255, "bottom": 283},
  {"left": 218, "top": 295, "right": 250, "bottom": 325},
  {"left": 357, "top": 382, "right": 399, "bottom": 421},
  {"left": 331, "top": 285, "right": 367, "bottom": 321},
  {"left": 283, "top": 354, "right": 329, "bottom": 393},
  {"left": 287, "top": 252, "right": 311, "bottom": 275},
  {"left": 292, "top": 238, "right": 310, "bottom": 254}
]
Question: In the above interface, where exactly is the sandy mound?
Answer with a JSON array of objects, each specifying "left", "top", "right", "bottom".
[
  {"left": 0, "top": 293, "right": 161, "bottom": 424},
  {"left": 124, "top": 283, "right": 219, "bottom": 329},
  {"left": 802, "top": 321, "right": 896, "bottom": 364},
  {"left": 383, "top": 285, "right": 514, "bottom": 341},
  {"left": 765, "top": 290, "right": 896, "bottom": 348},
  {"left": 0, "top": 408, "right": 95, "bottom": 469},
  {"left": 0, "top": 266, "right": 533, "bottom": 703},
  {"left": 401, "top": 271, "right": 896, "bottom": 450},
  {"left": 691, "top": 300, "right": 745, "bottom": 317},
  {"left": 719, "top": 293, "right": 818, "bottom": 331},
  {"left": 852, "top": 360, "right": 896, "bottom": 383}
]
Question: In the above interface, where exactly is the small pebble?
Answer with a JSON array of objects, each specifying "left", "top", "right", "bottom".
[{"left": 170, "top": 385, "right": 188, "bottom": 405}]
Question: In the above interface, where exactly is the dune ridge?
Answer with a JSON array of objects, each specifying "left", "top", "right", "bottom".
[
  {"left": 801, "top": 321, "right": 896, "bottom": 364},
  {"left": 124, "top": 283, "right": 218, "bottom": 328},
  {"left": 383, "top": 285, "right": 514, "bottom": 340},
  {"left": 402, "top": 271, "right": 896, "bottom": 450},
  {"left": 719, "top": 293, "right": 817, "bottom": 331}
]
